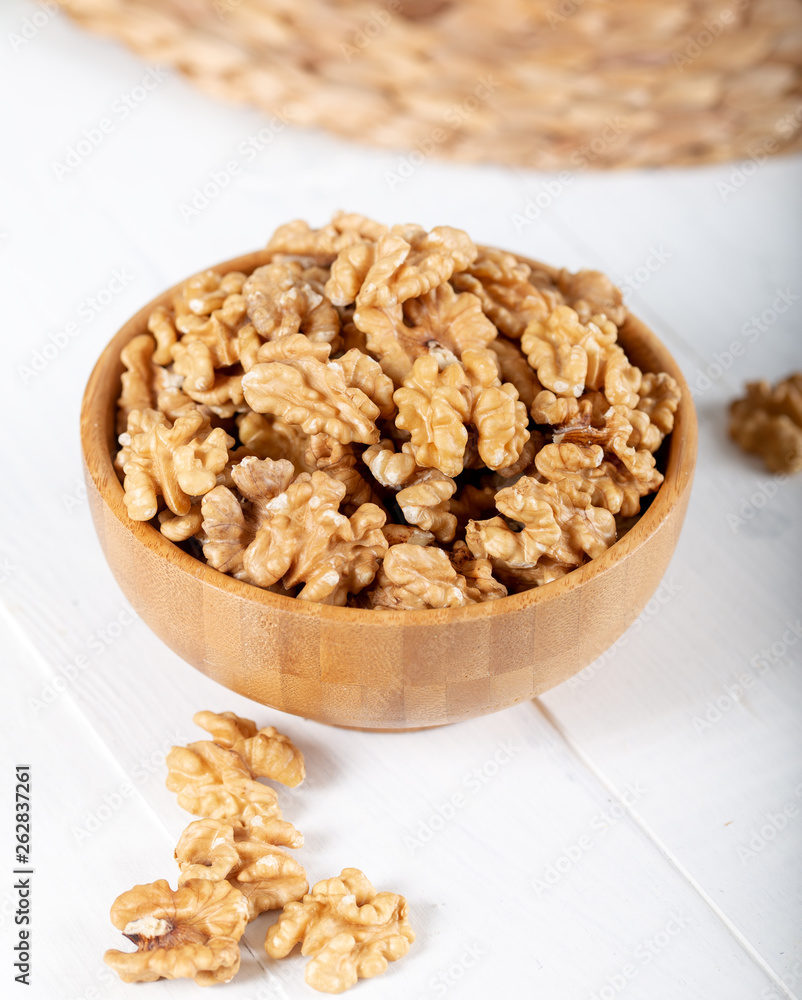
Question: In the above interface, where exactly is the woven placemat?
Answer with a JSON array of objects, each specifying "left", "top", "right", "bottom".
[{"left": 60, "top": 0, "right": 802, "bottom": 168}]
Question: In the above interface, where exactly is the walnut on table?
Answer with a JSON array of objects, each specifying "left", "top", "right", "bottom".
[
  {"left": 192, "top": 710, "right": 305, "bottom": 787},
  {"left": 165, "top": 740, "right": 299, "bottom": 833},
  {"left": 175, "top": 819, "right": 308, "bottom": 921},
  {"left": 729, "top": 373, "right": 802, "bottom": 474},
  {"left": 265, "top": 867, "right": 415, "bottom": 994},
  {"left": 104, "top": 878, "right": 248, "bottom": 986}
]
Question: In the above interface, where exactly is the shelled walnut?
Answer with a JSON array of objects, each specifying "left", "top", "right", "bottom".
[
  {"left": 114, "top": 213, "right": 680, "bottom": 603},
  {"left": 729, "top": 374, "right": 802, "bottom": 474},
  {"left": 265, "top": 867, "right": 415, "bottom": 994}
]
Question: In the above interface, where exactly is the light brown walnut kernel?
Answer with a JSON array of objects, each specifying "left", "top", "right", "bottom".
[
  {"left": 394, "top": 356, "right": 470, "bottom": 477},
  {"left": 104, "top": 878, "right": 248, "bottom": 986},
  {"left": 242, "top": 470, "right": 387, "bottom": 604},
  {"left": 362, "top": 440, "right": 417, "bottom": 489},
  {"left": 166, "top": 740, "right": 290, "bottom": 826},
  {"left": 333, "top": 348, "right": 396, "bottom": 420},
  {"left": 193, "top": 710, "right": 305, "bottom": 787},
  {"left": 633, "top": 372, "right": 682, "bottom": 450},
  {"left": 175, "top": 819, "right": 308, "bottom": 921},
  {"left": 466, "top": 477, "right": 616, "bottom": 579},
  {"left": 158, "top": 506, "right": 204, "bottom": 542},
  {"left": 236, "top": 412, "right": 314, "bottom": 472},
  {"left": 489, "top": 336, "right": 543, "bottom": 410},
  {"left": 521, "top": 306, "right": 620, "bottom": 399},
  {"left": 557, "top": 268, "right": 627, "bottom": 327},
  {"left": 366, "top": 543, "right": 479, "bottom": 610},
  {"left": 122, "top": 408, "right": 233, "bottom": 521},
  {"left": 243, "top": 262, "right": 340, "bottom": 345},
  {"left": 304, "top": 435, "right": 377, "bottom": 512},
  {"left": 202, "top": 456, "right": 295, "bottom": 580},
  {"left": 118, "top": 334, "right": 160, "bottom": 432},
  {"left": 394, "top": 350, "right": 529, "bottom": 477},
  {"left": 242, "top": 334, "right": 382, "bottom": 445},
  {"left": 729, "top": 373, "right": 802, "bottom": 474},
  {"left": 451, "top": 248, "right": 557, "bottom": 338},
  {"left": 267, "top": 212, "right": 389, "bottom": 264},
  {"left": 449, "top": 541, "right": 507, "bottom": 601},
  {"left": 556, "top": 404, "right": 664, "bottom": 492},
  {"left": 265, "top": 868, "right": 414, "bottom": 994},
  {"left": 350, "top": 226, "right": 479, "bottom": 382},
  {"left": 396, "top": 469, "right": 458, "bottom": 543},
  {"left": 534, "top": 442, "right": 648, "bottom": 517},
  {"left": 381, "top": 524, "right": 435, "bottom": 547},
  {"left": 147, "top": 305, "right": 178, "bottom": 366}
]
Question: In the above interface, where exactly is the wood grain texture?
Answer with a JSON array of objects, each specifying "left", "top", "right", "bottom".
[{"left": 80, "top": 251, "right": 698, "bottom": 730}]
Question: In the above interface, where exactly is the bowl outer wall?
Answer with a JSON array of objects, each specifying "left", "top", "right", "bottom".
[{"left": 80, "top": 249, "right": 697, "bottom": 729}]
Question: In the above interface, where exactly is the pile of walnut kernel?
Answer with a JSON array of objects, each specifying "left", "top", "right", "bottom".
[
  {"left": 104, "top": 711, "right": 414, "bottom": 992},
  {"left": 115, "top": 213, "right": 682, "bottom": 608}
]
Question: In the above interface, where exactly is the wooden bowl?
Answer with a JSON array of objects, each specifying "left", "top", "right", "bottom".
[{"left": 80, "top": 250, "right": 697, "bottom": 730}]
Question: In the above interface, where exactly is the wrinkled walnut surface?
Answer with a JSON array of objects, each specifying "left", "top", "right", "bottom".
[
  {"left": 104, "top": 878, "right": 248, "bottom": 986},
  {"left": 114, "top": 213, "right": 678, "bottom": 603},
  {"left": 265, "top": 867, "right": 415, "bottom": 994}
]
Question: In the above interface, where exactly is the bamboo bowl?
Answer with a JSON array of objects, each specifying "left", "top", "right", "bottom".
[{"left": 80, "top": 249, "right": 697, "bottom": 730}]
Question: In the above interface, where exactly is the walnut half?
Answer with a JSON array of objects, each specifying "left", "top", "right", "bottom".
[
  {"left": 104, "top": 878, "right": 249, "bottom": 985},
  {"left": 265, "top": 867, "right": 415, "bottom": 994}
]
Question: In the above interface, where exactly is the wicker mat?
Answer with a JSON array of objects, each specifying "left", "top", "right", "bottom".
[{"left": 59, "top": 0, "right": 802, "bottom": 168}]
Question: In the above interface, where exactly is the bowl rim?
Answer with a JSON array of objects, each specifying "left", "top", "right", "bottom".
[{"left": 80, "top": 247, "right": 698, "bottom": 626}]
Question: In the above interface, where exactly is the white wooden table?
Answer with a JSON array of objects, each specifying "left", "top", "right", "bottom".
[{"left": 1, "top": 3, "right": 800, "bottom": 998}]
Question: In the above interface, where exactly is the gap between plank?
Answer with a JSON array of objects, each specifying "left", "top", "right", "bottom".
[{"left": 533, "top": 697, "right": 800, "bottom": 1000}]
